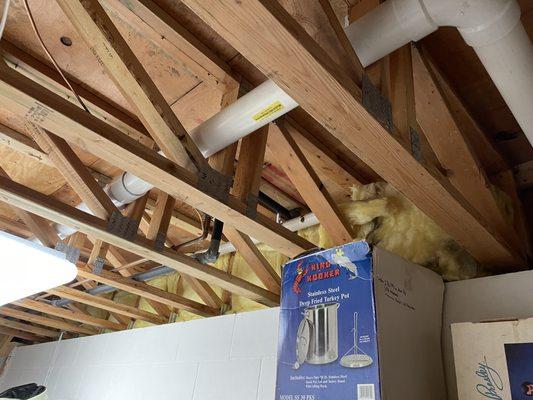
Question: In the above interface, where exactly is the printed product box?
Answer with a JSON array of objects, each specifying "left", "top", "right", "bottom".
[
  {"left": 452, "top": 318, "right": 533, "bottom": 400},
  {"left": 275, "top": 241, "right": 446, "bottom": 400}
]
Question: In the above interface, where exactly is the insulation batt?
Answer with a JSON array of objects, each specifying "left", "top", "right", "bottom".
[{"left": 88, "top": 183, "right": 514, "bottom": 324}]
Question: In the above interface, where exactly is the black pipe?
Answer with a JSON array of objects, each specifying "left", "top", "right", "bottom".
[
  {"left": 258, "top": 191, "right": 301, "bottom": 221},
  {"left": 193, "top": 218, "right": 224, "bottom": 264}
]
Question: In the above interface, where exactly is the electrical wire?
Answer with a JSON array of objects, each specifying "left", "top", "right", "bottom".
[
  {"left": 22, "top": 0, "right": 90, "bottom": 113},
  {"left": 0, "top": 0, "right": 10, "bottom": 40}
]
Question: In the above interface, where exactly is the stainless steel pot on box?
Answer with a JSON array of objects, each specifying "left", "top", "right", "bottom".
[{"left": 294, "top": 302, "right": 340, "bottom": 369}]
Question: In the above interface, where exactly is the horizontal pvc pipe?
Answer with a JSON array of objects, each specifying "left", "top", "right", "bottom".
[
  {"left": 190, "top": 80, "right": 298, "bottom": 158},
  {"left": 52, "top": 80, "right": 299, "bottom": 240}
]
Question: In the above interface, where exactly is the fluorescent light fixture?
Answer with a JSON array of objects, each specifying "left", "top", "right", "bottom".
[{"left": 0, "top": 231, "right": 78, "bottom": 306}]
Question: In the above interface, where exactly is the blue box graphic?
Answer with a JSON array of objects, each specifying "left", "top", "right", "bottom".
[{"left": 276, "top": 241, "right": 380, "bottom": 400}]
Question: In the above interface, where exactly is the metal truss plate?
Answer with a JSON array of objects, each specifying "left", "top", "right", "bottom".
[
  {"left": 154, "top": 231, "right": 167, "bottom": 252},
  {"left": 409, "top": 126, "right": 423, "bottom": 162},
  {"left": 91, "top": 256, "right": 105, "bottom": 275},
  {"left": 197, "top": 165, "right": 232, "bottom": 203},
  {"left": 245, "top": 193, "right": 258, "bottom": 219},
  {"left": 55, "top": 242, "right": 81, "bottom": 264},
  {"left": 362, "top": 74, "right": 393, "bottom": 133},
  {"left": 106, "top": 210, "right": 138, "bottom": 241}
]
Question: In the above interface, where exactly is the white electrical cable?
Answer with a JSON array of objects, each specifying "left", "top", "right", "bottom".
[{"left": 0, "top": 0, "right": 10, "bottom": 40}]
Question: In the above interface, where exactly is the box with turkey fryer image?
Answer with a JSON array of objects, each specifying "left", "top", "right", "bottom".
[
  {"left": 275, "top": 241, "right": 446, "bottom": 400},
  {"left": 452, "top": 318, "right": 533, "bottom": 400}
]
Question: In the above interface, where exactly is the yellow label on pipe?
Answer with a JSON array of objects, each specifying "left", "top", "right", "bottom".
[{"left": 252, "top": 100, "right": 284, "bottom": 122}]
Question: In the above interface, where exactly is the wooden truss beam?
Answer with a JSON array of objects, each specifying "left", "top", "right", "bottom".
[
  {"left": 0, "top": 175, "right": 279, "bottom": 305},
  {"left": 56, "top": 0, "right": 206, "bottom": 170},
  {"left": 412, "top": 47, "right": 524, "bottom": 256},
  {"left": 180, "top": 0, "right": 524, "bottom": 269},
  {"left": 105, "top": 0, "right": 237, "bottom": 90},
  {"left": 0, "top": 317, "right": 59, "bottom": 339},
  {"left": 0, "top": 306, "right": 96, "bottom": 335},
  {"left": 14, "top": 298, "right": 125, "bottom": 331},
  {"left": 47, "top": 286, "right": 166, "bottom": 325},
  {"left": 268, "top": 122, "right": 353, "bottom": 245},
  {"left": 76, "top": 268, "right": 219, "bottom": 317},
  {"left": 0, "top": 326, "right": 44, "bottom": 343},
  {"left": 0, "top": 64, "right": 311, "bottom": 258},
  {"left": 225, "top": 125, "right": 281, "bottom": 293},
  {"left": 0, "top": 41, "right": 151, "bottom": 147}
]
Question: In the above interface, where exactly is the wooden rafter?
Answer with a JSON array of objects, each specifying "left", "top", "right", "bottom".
[
  {"left": 0, "top": 41, "right": 151, "bottom": 147},
  {"left": 225, "top": 125, "right": 281, "bottom": 293},
  {"left": 0, "top": 317, "right": 60, "bottom": 339},
  {"left": 14, "top": 298, "right": 125, "bottom": 331},
  {"left": 105, "top": 0, "right": 237, "bottom": 90},
  {"left": 56, "top": 0, "right": 207, "bottom": 170},
  {"left": 76, "top": 268, "right": 219, "bottom": 317},
  {"left": 0, "top": 64, "right": 311, "bottom": 258},
  {"left": 0, "top": 306, "right": 96, "bottom": 335},
  {"left": 412, "top": 47, "right": 524, "bottom": 256},
  {"left": 47, "top": 286, "right": 166, "bottom": 325},
  {"left": 179, "top": 0, "right": 524, "bottom": 269},
  {"left": 27, "top": 126, "right": 118, "bottom": 219},
  {"left": 268, "top": 122, "right": 353, "bottom": 245},
  {"left": 141, "top": 191, "right": 222, "bottom": 309},
  {"left": 0, "top": 175, "right": 279, "bottom": 304},
  {"left": 0, "top": 326, "right": 44, "bottom": 343}
]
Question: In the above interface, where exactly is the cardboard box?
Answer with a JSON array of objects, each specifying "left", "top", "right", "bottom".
[
  {"left": 444, "top": 270, "right": 533, "bottom": 400},
  {"left": 275, "top": 241, "right": 446, "bottom": 400},
  {"left": 452, "top": 318, "right": 533, "bottom": 399}
]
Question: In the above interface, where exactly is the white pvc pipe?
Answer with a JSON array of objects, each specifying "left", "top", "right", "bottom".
[
  {"left": 0, "top": 0, "right": 10, "bottom": 41},
  {"left": 217, "top": 212, "right": 319, "bottom": 255},
  {"left": 53, "top": 80, "right": 300, "bottom": 238},
  {"left": 345, "top": 0, "right": 533, "bottom": 147},
  {"left": 190, "top": 80, "right": 298, "bottom": 158}
]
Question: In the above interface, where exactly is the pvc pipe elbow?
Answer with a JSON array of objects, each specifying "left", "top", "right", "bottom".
[{"left": 345, "top": 0, "right": 437, "bottom": 67}]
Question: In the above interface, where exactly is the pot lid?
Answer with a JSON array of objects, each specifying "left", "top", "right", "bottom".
[{"left": 295, "top": 317, "right": 311, "bottom": 368}]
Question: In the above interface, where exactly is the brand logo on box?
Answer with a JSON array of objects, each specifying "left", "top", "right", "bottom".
[
  {"left": 292, "top": 259, "right": 342, "bottom": 294},
  {"left": 475, "top": 356, "right": 504, "bottom": 400}
]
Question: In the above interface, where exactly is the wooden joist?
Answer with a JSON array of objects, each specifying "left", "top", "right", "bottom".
[
  {"left": 15, "top": 298, "right": 125, "bottom": 331},
  {"left": 225, "top": 125, "right": 281, "bottom": 293},
  {"left": 106, "top": 0, "right": 237, "bottom": 90},
  {"left": 412, "top": 47, "right": 523, "bottom": 256},
  {"left": 0, "top": 326, "right": 44, "bottom": 343},
  {"left": 27, "top": 126, "right": 119, "bottom": 220},
  {"left": 0, "top": 166, "right": 59, "bottom": 247},
  {"left": 268, "top": 122, "right": 353, "bottom": 245},
  {"left": 180, "top": 0, "right": 524, "bottom": 269},
  {"left": 0, "top": 317, "right": 59, "bottom": 339},
  {"left": 0, "top": 306, "right": 97, "bottom": 335},
  {"left": 0, "top": 41, "right": 152, "bottom": 147},
  {"left": 56, "top": 0, "right": 206, "bottom": 170},
  {"left": 48, "top": 286, "right": 166, "bottom": 325},
  {"left": 76, "top": 268, "right": 219, "bottom": 317},
  {"left": 0, "top": 64, "right": 311, "bottom": 258}
]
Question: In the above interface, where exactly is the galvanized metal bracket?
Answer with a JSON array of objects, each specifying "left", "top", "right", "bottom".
[
  {"left": 197, "top": 165, "right": 232, "bottom": 203},
  {"left": 362, "top": 74, "right": 393, "bottom": 133},
  {"left": 154, "top": 231, "right": 167, "bottom": 252},
  {"left": 106, "top": 210, "right": 138, "bottom": 241},
  {"left": 245, "top": 193, "right": 258, "bottom": 219},
  {"left": 55, "top": 242, "right": 81, "bottom": 264},
  {"left": 409, "top": 126, "right": 423, "bottom": 162},
  {"left": 168, "top": 311, "right": 178, "bottom": 323},
  {"left": 91, "top": 256, "right": 105, "bottom": 275}
]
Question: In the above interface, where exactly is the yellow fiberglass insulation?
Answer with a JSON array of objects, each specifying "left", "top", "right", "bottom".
[
  {"left": 317, "top": 182, "right": 481, "bottom": 281},
  {"left": 105, "top": 182, "right": 513, "bottom": 322}
]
